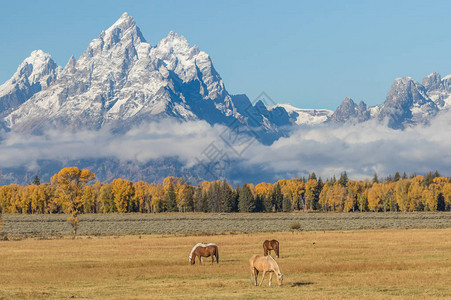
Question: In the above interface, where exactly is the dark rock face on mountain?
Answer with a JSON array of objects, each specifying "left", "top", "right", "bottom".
[
  {"left": 328, "top": 97, "right": 371, "bottom": 124},
  {"left": 377, "top": 77, "right": 438, "bottom": 129}
]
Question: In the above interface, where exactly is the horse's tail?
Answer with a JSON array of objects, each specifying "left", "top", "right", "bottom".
[
  {"left": 263, "top": 240, "right": 268, "bottom": 256},
  {"left": 215, "top": 246, "right": 219, "bottom": 263}
]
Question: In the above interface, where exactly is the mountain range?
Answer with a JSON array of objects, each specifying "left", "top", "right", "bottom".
[{"left": 1, "top": 13, "right": 450, "bottom": 184}]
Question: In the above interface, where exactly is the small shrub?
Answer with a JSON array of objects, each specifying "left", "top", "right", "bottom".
[
  {"left": 0, "top": 233, "right": 8, "bottom": 241},
  {"left": 290, "top": 222, "right": 301, "bottom": 231}
]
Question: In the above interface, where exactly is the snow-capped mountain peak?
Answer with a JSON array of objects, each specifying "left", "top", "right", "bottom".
[
  {"left": 1, "top": 12, "right": 450, "bottom": 138},
  {"left": 0, "top": 50, "right": 60, "bottom": 116}
]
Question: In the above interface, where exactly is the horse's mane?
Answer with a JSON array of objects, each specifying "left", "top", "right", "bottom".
[
  {"left": 267, "top": 255, "right": 282, "bottom": 274},
  {"left": 188, "top": 243, "right": 218, "bottom": 261}
]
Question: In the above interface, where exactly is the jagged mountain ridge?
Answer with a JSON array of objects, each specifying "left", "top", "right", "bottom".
[
  {"left": 1, "top": 12, "right": 450, "bottom": 136},
  {"left": 0, "top": 13, "right": 293, "bottom": 143},
  {"left": 329, "top": 74, "right": 451, "bottom": 128}
]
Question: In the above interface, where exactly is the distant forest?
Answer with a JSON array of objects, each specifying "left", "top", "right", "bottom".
[{"left": 0, "top": 167, "right": 450, "bottom": 214}]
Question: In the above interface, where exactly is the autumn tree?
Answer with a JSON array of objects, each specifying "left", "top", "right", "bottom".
[
  {"left": 319, "top": 181, "right": 331, "bottom": 211},
  {"left": 99, "top": 183, "right": 114, "bottom": 213},
  {"left": 408, "top": 176, "right": 425, "bottom": 211},
  {"left": 150, "top": 183, "right": 164, "bottom": 212},
  {"left": 368, "top": 182, "right": 383, "bottom": 212},
  {"left": 395, "top": 179, "right": 410, "bottom": 212},
  {"left": 177, "top": 182, "right": 194, "bottom": 212},
  {"left": 112, "top": 178, "right": 135, "bottom": 213},
  {"left": 51, "top": 167, "right": 95, "bottom": 238},
  {"left": 133, "top": 181, "right": 151, "bottom": 213}
]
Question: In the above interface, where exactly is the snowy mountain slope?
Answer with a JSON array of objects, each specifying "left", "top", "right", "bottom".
[
  {"left": 0, "top": 50, "right": 60, "bottom": 116},
  {"left": 1, "top": 13, "right": 291, "bottom": 142},
  {"left": 272, "top": 103, "right": 332, "bottom": 125},
  {"left": 377, "top": 77, "right": 438, "bottom": 129},
  {"left": 423, "top": 72, "right": 451, "bottom": 109},
  {"left": 1, "top": 12, "right": 450, "bottom": 139},
  {"left": 328, "top": 75, "right": 449, "bottom": 129}
]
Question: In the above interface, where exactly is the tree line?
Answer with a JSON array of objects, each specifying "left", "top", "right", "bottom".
[{"left": 0, "top": 168, "right": 450, "bottom": 215}]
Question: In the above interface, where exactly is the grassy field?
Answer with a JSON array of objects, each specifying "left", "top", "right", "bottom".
[
  {"left": 1, "top": 212, "right": 450, "bottom": 238},
  {"left": 0, "top": 229, "right": 450, "bottom": 299}
]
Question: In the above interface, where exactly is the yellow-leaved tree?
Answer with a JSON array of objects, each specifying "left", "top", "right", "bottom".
[
  {"left": 51, "top": 167, "right": 95, "bottom": 238},
  {"left": 112, "top": 178, "right": 134, "bottom": 213}
]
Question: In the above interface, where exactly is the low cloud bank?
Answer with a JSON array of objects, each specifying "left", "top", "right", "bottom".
[
  {"left": 243, "top": 110, "right": 451, "bottom": 179},
  {"left": 1, "top": 111, "right": 450, "bottom": 181}
]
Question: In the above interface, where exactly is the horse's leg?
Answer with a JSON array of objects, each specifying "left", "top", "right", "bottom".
[
  {"left": 259, "top": 271, "right": 266, "bottom": 286},
  {"left": 198, "top": 255, "right": 202, "bottom": 265},
  {"left": 269, "top": 272, "right": 273, "bottom": 286},
  {"left": 254, "top": 269, "right": 259, "bottom": 286}
]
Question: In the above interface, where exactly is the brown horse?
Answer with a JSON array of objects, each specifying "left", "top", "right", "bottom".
[
  {"left": 249, "top": 254, "right": 283, "bottom": 286},
  {"left": 189, "top": 243, "right": 219, "bottom": 265},
  {"left": 263, "top": 239, "right": 279, "bottom": 258}
]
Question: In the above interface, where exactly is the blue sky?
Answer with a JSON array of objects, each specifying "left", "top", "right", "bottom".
[{"left": 1, "top": 0, "right": 451, "bottom": 110}]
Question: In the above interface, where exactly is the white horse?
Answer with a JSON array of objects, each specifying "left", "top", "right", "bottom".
[{"left": 249, "top": 254, "right": 283, "bottom": 286}]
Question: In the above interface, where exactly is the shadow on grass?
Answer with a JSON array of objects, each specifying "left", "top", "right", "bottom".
[{"left": 291, "top": 282, "right": 314, "bottom": 287}]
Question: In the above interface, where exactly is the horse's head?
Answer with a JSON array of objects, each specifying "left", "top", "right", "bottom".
[
  {"left": 189, "top": 255, "right": 195, "bottom": 265},
  {"left": 277, "top": 273, "right": 283, "bottom": 286}
]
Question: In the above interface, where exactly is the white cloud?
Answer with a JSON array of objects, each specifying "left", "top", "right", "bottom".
[
  {"left": 0, "top": 120, "right": 226, "bottom": 170},
  {"left": 242, "top": 109, "right": 451, "bottom": 179},
  {"left": 1, "top": 110, "right": 450, "bottom": 181}
]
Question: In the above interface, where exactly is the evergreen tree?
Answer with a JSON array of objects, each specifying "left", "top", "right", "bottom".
[
  {"left": 255, "top": 195, "right": 265, "bottom": 212},
  {"left": 331, "top": 175, "right": 337, "bottom": 184},
  {"left": 402, "top": 172, "right": 407, "bottom": 179},
  {"left": 221, "top": 180, "right": 234, "bottom": 212},
  {"left": 372, "top": 173, "right": 379, "bottom": 184},
  {"left": 309, "top": 172, "right": 317, "bottom": 181},
  {"left": 437, "top": 193, "right": 446, "bottom": 211},
  {"left": 238, "top": 183, "right": 255, "bottom": 212},
  {"left": 32, "top": 175, "right": 40, "bottom": 185},
  {"left": 338, "top": 171, "right": 349, "bottom": 186},
  {"left": 263, "top": 192, "right": 273, "bottom": 212},
  {"left": 201, "top": 190, "right": 209, "bottom": 212},
  {"left": 208, "top": 181, "right": 221, "bottom": 212},
  {"left": 194, "top": 185, "right": 203, "bottom": 212},
  {"left": 282, "top": 195, "right": 292, "bottom": 212},
  {"left": 165, "top": 182, "right": 177, "bottom": 212},
  {"left": 230, "top": 189, "right": 239, "bottom": 212},
  {"left": 271, "top": 183, "right": 283, "bottom": 212},
  {"left": 394, "top": 172, "right": 401, "bottom": 182}
]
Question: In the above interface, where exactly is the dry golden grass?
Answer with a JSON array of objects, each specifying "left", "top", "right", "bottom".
[{"left": 0, "top": 229, "right": 450, "bottom": 299}]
